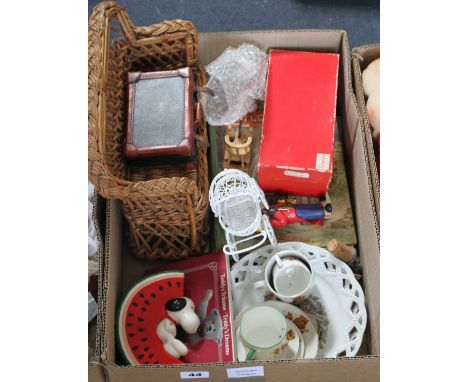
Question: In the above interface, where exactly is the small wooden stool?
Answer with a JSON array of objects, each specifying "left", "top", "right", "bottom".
[{"left": 224, "top": 134, "right": 253, "bottom": 171}]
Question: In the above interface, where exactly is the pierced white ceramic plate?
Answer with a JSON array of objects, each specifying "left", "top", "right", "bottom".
[{"left": 230, "top": 242, "right": 367, "bottom": 358}]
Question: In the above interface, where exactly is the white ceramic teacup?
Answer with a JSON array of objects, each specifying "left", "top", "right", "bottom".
[
  {"left": 240, "top": 306, "right": 287, "bottom": 360},
  {"left": 254, "top": 250, "right": 315, "bottom": 303}
]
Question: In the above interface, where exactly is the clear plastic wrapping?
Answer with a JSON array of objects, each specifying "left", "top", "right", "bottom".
[{"left": 201, "top": 44, "right": 268, "bottom": 126}]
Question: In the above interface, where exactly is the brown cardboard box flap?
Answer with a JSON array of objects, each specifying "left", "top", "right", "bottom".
[
  {"left": 88, "top": 364, "right": 106, "bottom": 382},
  {"left": 352, "top": 44, "right": 380, "bottom": 223},
  {"left": 88, "top": 192, "right": 106, "bottom": 382},
  {"left": 105, "top": 357, "right": 379, "bottom": 382},
  {"left": 353, "top": 44, "right": 380, "bottom": 65}
]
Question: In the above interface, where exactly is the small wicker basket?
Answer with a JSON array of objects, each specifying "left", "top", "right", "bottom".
[{"left": 88, "top": 1, "right": 209, "bottom": 260}]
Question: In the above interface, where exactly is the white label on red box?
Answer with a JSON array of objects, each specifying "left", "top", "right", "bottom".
[
  {"left": 226, "top": 366, "right": 264, "bottom": 378},
  {"left": 180, "top": 371, "right": 210, "bottom": 379},
  {"left": 284, "top": 170, "right": 310, "bottom": 179},
  {"left": 316, "top": 153, "right": 331, "bottom": 172}
]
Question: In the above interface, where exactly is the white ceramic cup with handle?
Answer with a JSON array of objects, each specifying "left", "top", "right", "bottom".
[
  {"left": 240, "top": 305, "right": 288, "bottom": 360},
  {"left": 254, "top": 249, "right": 315, "bottom": 303}
]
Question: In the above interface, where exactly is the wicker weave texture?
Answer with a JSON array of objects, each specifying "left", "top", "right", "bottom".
[{"left": 88, "top": 1, "right": 209, "bottom": 260}]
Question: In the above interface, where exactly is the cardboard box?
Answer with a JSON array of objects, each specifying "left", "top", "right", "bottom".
[
  {"left": 258, "top": 50, "right": 339, "bottom": 196},
  {"left": 99, "top": 30, "right": 380, "bottom": 382},
  {"left": 88, "top": 364, "right": 105, "bottom": 382},
  {"left": 352, "top": 44, "right": 380, "bottom": 223},
  {"left": 88, "top": 193, "right": 107, "bottom": 382}
]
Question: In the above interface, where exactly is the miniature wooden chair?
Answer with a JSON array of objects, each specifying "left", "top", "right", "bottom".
[{"left": 224, "top": 134, "right": 253, "bottom": 171}]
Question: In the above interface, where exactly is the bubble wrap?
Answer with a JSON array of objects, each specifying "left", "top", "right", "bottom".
[{"left": 201, "top": 44, "right": 268, "bottom": 126}]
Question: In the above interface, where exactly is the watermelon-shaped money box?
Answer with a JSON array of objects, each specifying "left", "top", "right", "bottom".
[{"left": 117, "top": 270, "right": 185, "bottom": 365}]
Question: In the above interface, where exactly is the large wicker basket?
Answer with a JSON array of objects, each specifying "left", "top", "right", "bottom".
[{"left": 88, "top": 1, "right": 209, "bottom": 260}]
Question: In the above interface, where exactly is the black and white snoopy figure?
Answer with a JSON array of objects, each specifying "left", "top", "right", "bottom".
[{"left": 156, "top": 297, "right": 200, "bottom": 359}]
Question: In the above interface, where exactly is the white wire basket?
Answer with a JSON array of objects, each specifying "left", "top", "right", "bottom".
[{"left": 209, "top": 169, "right": 277, "bottom": 260}]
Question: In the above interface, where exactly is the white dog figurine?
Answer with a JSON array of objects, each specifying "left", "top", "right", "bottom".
[{"left": 156, "top": 297, "right": 200, "bottom": 359}]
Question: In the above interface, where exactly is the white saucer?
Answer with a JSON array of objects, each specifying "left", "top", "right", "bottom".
[
  {"left": 235, "top": 319, "right": 303, "bottom": 361},
  {"left": 296, "top": 320, "right": 305, "bottom": 359},
  {"left": 262, "top": 301, "right": 318, "bottom": 359}
]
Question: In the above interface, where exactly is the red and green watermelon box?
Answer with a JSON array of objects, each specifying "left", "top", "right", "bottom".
[{"left": 145, "top": 252, "right": 235, "bottom": 364}]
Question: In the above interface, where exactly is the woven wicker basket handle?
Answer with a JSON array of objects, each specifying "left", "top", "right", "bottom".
[
  {"left": 88, "top": 2, "right": 204, "bottom": 253},
  {"left": 89, "top": 1, "right": 198, "bottom": 46},
  {"left": 89, "top": 1, "right": 197, "bottom": 61},
  {"left": 88, "top": 1, "right": 199, "bottom": 199}
]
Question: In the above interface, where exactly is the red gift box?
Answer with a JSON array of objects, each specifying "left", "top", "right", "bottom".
[
  {"left": 258, "top": 50, "right": 339, "bottom": 197},
  {"left": 145, "top": 252, "right": 235, "bottom": 364}
]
